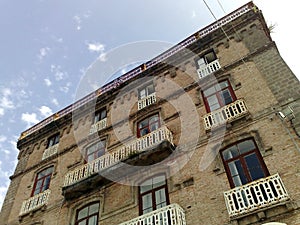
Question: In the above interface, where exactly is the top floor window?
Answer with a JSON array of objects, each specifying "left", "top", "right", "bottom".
[
  {"left": 220, "top": 139, "right": 269, "bottom": 188},
  {"left": 85, "top": 140, "right": 106, "bottom": 163},
  {"left": 137, "top": 114, "right": 160, "bottom": 137},
  {"left": 32, "top": 166, "right": 54, "bottom": 196},
  {"left": 197, "top": 51, "right": 217, "bottom": 69},
  {"left": 47, "top": 133, "right": 60, "bottom": 148},
  {"left": 138, "top": 83, "right": 155, "bottom": 100},
  {"left": 75, "top": 202, "right": 100, "bottom": 225},
  {"left": 94, "top": 108, "right": 107, "bottom": 124},
  {"left": 139, "top": 175, "right": 169, "bottom": 215},
  {"left": 202, "top": 80, "right": 236, "bottom": 112}
]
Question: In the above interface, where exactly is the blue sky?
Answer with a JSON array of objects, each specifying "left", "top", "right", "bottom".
[{"left": 0, "top": 0, "right": 299, "bottom": 209}]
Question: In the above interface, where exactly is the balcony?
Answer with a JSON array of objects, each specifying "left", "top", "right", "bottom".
[
  {"left": 197, "top": 59, "right": 221, "bottom": 79},
  {"left": 19, "top": 190, "right": 51, "bottom": 216},
  {"left": 119, "top": 204, "right": 186, "bottom": 225},
  {"left": 138, "top": 93, "right": 157, "bottom": 110},
  {"left": 63, "top": 126, "right": 174, "bottom": 199},
  {"left": 224, "top": 174, "right": 289, "bottom": 218},
  {"left": 89, "top": 118, "right": 107, "bottom": 135},
  {"left": 42, "top": 144, "right": 59, "bottom": 160},
  {"left": 203, "top": 99, "right": 249, "bottom": 130}
]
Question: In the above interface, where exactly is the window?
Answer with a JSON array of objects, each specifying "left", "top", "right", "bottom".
[
  {"left": 220, "top": 139, "right": 269, "bottom": 188},
  {"left": 197, "top": 51, "right": 217, "bottom": 68},
  {"left": 137, "top": 114, "right": 160, "bottom": 137},
  {"left": 138, "top": 83, "right": 155, "bottom": 100},
  {"left": 75, "top": 202, "right": 99, "bottom": 225},
  {"left": 139, "top": 175, "right": 169, "bottom": 215},
  {"left": 85, "top": 140, "right": 106, "bottom": 162},
  {"left": 202, "top": 80, "right": 236, "bottom": 112},
  {"left": 32, "top": 166, "right": 54, "bottom": 196},
  {"left": 94, "top": 108, "right": 107, "bottom": 124},
  {"left": 47, "top": 133, "right": 59, "bottom": 148}
]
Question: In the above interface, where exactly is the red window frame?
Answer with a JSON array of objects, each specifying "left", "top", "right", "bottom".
[
  {"left": 138, "top": 174, "right": 169, "bottom": 215},
  {"left": 47, "top": 133, "right": 60, "bottom": 148},
  {"left": 31, "top": 166, "right": 54, "bottom": 196},
  {"left": 137, "top": 114, "right": 160, "bottom": 138},
  {"left": 202, "top": 80, "right": 236, "bottom": 112},
  {"left": 94, "top": 108, "right": 107, "bottom": 124},
  {"left": 85, "top": 140, "right": 106, "bottom": 163},
  {"left": 75, "top": 202, "right": 100, "bottom": 225},
  {"left": 220, "top": 138, "right": 269, "bottom": 188}
]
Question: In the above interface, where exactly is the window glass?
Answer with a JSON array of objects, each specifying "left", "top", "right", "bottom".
[
  {"left": 47, "top": 134, "right": 59, "bottom": 148},
  {"left": 94, "top": 108, "right": 106, "bottom": 123},
  {"left": 137, "top": 114, "right": 160, "bottom": 137},
  {"left": 32, "top": 166, "right": 53, "bottom": 196},
  {"left": 244, "top": 153, "right": 265, "bottom": 180},
  {"left": 76, "top": 203, "right": 99, "bottom": 225},
  {"left": 86, "top": 141, "right": 106, "bottom": 162},
  {"left": 139, "top": 83, "right": 155, "bottom": 99},
  {"left": 238, "top": 140, "right": 256, "bottom": 154}
]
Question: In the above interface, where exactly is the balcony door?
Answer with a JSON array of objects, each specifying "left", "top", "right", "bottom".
[{"left": 221, "top": 139, "right": 269, "bottom": 188}]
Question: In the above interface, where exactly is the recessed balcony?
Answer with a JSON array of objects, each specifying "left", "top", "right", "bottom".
[
  {"left": 138, "top": 92, "right": 157, "bottom": 110},
  {"left": 197, "top": 59, "right": 221, "bottom": 79},
  {"left": 223, "top": 174, "right": 289, "bottom": 218},
  {"left": 42, "top": 144, "right": 59, "bottom": 160},
  {"left": 19, "top": 190, "right": 51, "bottom": 216},
  {"left": 63, "top": 126, "right": 174, "bottom": 199},
  {"left": 89, "top": 118, "right": 107, "bottom": 135},
  {"left": 118, "top": 203, "right": 186, "bottom": 225},
  {"left": 203, "top": 99, "right": 249, "bottom": 130}
]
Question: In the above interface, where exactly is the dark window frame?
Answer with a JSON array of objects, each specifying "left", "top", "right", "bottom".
[
  {"left": 31, "top": 166, "right": 54, "bottom": 196},
  {"left": 196, "top": 50, "right": 217, "bottom": 68},
  {"left": 94, "top": 107, "right": 107, "bottom": 124},
  {"left": 138, "top": 174, "right": 170, "bottom": 216},
  {"left": 220, "top": 138, "right": 269, "bottom": 188},
  {"left": 47, "top": 133, "right": 60, "bottom": 148},
  {"left": 75, "top": 202, "right": 100, "bottom": 225},
  {"left": 201, "top": 79, "right": 237, "bottom": 112},
  {"left": 137, "top": 114, "right": 160, "bottom": 138},
  {"left": 85, "top": 140, "right": 107, "bottom": 163}
]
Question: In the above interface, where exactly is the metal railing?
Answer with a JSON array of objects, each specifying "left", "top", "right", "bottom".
[
  {"left": 63, "top": 126, "right": 173, "bottom": 187},
  {"left": 89, "top": 118, "right": 107, "bottom": 135},
  {"left": 19, "top": 2, "right": 255, "bottom": 140},
  {"left": 42, "top": 144, "right": 59, "bottom": 160},
  {"left": 197, "top": 59, "right": 221, "bottom": 78},
  {"left": 19, "top": 190, "right": 51, "bottom": 216},
  {"left": 224, "top": 174, "right": 289, "bottom": 218},
  {"left": 203, "top": 99, "right": 248, "bottom": 130},
  {"left": 138, "top": 93, "right": 157, "bottom": 110},
  {"left": 119, "top": 203, "right": 186, "bottom": 225}
]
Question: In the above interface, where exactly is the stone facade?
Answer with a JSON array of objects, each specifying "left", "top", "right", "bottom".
[{"left": 1, "top": 3, "right": 300, "bottom": 225}]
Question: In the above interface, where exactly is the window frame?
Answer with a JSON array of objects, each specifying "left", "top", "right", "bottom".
[
  {"left": 138, "top": 174, "right": 170, "bottom": 216},
  {"left": 197, "top": 50, "right": 217, "bottom": 68},
  {"left": 137, "top": 114, "right": 160, "bottom": 138},
  {"left": 75, "top": 202, "right": 100, "bottom": 225},
  {"left": 47, "top": 133, "right": 60, "bottom": 148},
  {"left": 31, "top": 166, "right": 54, "bottom": 196},
  {"left": 202, "top": 79, "right": 237, "bottom": 112},
  {"left": 94, "top": 107, "right": 107, "bottom": 124},
  {"left": 85, "top": 140, "right": 107, "bottom": 163},
  {"left": 220, "top": 138, "right": 269, "bottom": 188},
  {"left": 138, "top": 83, "right": 155, "bottom": 100}
]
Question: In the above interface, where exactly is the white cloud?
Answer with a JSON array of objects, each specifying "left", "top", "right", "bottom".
[
  {"left": 192, "top": 10, "right": 196, "bottom": 18},
  {"left": 87, "top": 42, "right": 105, "bottom": 53},
  {"left": 44, "top": 78, "right": 52, "bottom": 86},
  {"left": 39, "top": 106, "right": 53, "bottom": 117},
  {"left": 2, "top": 88, "right": 12, "bottom": 96},
  {"left": 0, "top": 135, "right": 7, "bottom": 143},
  {"left": 52, "top": 98, "right": 59, "bottom": 106},
  {"left": 99, "top": 53, "right": 107, "bottom": 62},
  {"left": 0, "top": 96, "right": 14, "bottom": 109},
  {"left": 21, "top": 112, "right": 39, "bottom": 126},
  {"left": 59, "top": 82, "right": 72, "bottom": 93},
  {"left": 50, "top": 64, "right": 68, "bottom": 81},
  {"left": 73, "top": 15, "right": 82, "bottom": 30},
  {"left": 0, "top": 108, "right": 4, "bottom": 117},
  {"left": 38, "top": 47, "right": 50, "bottom": 60}
]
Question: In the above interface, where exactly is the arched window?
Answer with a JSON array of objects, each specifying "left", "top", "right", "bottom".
[
  {"left": 137, "top": 114, "right": 160, "bottom": 137},
  {"left": 75, "top": 202, "right": 100, "bottom": 225},
  {"left": 32, "top": 166, "right": 54, "bottom": 196},
  {"left": 220, "top": 138, "right": 269, "bottom": 188},
  {"left": 138, "top": 174, "right": 169, "bottom": 215}
]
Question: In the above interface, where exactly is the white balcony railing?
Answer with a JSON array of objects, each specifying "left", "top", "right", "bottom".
[
  {"left": 63, "top": 126, "right": 173, "bottom": 187},
  {"left": 119, "top": 204, "right": 186, "bottom": 225},
  {"left": 19, "top": 190, "right": 51, "bottom": 216},
  {"left": 224, "top": 174, "right": 289, "bottom": 218},
  {"left": 203, "top": 99, "right": 248, "bottom": 130},
  {"left": 197, "top": 60, "right": 221, "bottom": 79},
  {"left": 89, "top": 118, "right": 107, "bottom": 135},
  {"left": 138, "top": 93, "right": 157, "bottom": 110},
  {"left": 42, "top": 144, "right": 59, "bottom": 160}
]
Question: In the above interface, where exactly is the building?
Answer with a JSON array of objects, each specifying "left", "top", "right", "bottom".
[{"left": 1, "top": 2, "right": 300, "bottom": 225}]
